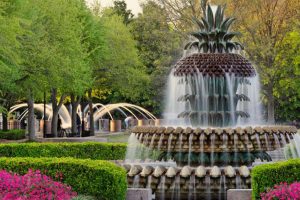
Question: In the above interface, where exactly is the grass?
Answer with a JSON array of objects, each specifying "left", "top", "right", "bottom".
[
  {"left": 72, "top": 195, "right": 96, "bottom": 200},
  {"left": 105, "top": 132, "right": 130, "bottom": 143}
]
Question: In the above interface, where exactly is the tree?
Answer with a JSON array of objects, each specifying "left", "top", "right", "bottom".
[
  {"left": 222, "top": 0, "right": 300, "bottom": 123},
  {"left": 274, "top": 29, "right": 300, "bottom": 121},
  {"left": 101, "top": 10, "right": 147, "bottom": 99},
  {"left": 154, "top": 0, "right": 208, "bottom": 36},
  {"left": 43, "top": 0, "right": 92, "bottom": 137},
  {"left": 0, "top": 0, "right": 23, "bottom": 131},
  {"left": 130, "top": 1, "right": 182, "bottom": 115},
  {"left": 113, "top": 0, "right": 134, "bottom": 25},
  {"left": 84, "top": 6, "right": 149, "bottom": 133},
  {"left": 17, "top": 0, "right": 92, "bottom": 137}
]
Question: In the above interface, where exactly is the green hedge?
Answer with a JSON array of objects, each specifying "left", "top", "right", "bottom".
[
  {"left": 251, "top": 159, "right": 300, "bottom": 199},
  {"left": 0, "top": 157, "right": 127, "bottom": 200},
  {"left": 0, "top": 129, "right": 25, "bottom": 140},
  {"left": 0, "top": 142, "right": 127, "bottom": 160}
]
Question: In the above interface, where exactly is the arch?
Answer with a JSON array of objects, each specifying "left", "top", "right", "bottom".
[
  {"left": 9, "top": 103, "right": 71, "bottom": 129},
  {"left": 93, "top": 103, "right": 156, "bottom": 122}
]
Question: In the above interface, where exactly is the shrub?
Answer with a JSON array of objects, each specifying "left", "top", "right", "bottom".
[
  {"left": 0, "top": 129, "right": 25, "bottom": 140},
  {"left": 260, "top": 182, "right": 300, "bottom": 200},
  {"left": 0, "top": 142, "right": 126, "bottom": 160},
  {"left": 0, "top": 169, "right": 76, "bottom": 200},
  {"left": 0, "top": 157, "right": 127, "bottom": 200},
  {"left": 251, "top": 159, "right": 300, "bottom": 200}
]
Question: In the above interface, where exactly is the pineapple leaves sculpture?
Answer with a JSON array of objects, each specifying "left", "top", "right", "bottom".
[
  {"left": 173, "top": 4, "right": 256, "bottom": 127},
  {"left": 185, "top": 4, "right": 243, "bottom": 53}
]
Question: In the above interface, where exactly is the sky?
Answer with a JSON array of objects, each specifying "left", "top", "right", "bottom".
[{"left": 87, "top": 0, "right": 143, "bottom": 15}]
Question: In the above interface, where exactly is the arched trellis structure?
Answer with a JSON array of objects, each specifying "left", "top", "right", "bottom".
[
  {"left": 83, "top": 103, "right": 115, "bottom": 120},
  {"left": 93, "top": 103, "right": 156, "bottom": 122},
  {"left": 9, "top": 104, "right": 71, "bottom": 129},
  {"left": 9, "top": 103, "right": 156, "bottom": 130}
]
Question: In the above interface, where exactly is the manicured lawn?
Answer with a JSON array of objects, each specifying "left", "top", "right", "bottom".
[{"left": 98, "top": 132, "right": 130, "bottom": 143}]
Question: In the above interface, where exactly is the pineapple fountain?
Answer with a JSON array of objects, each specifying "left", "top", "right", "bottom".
[{"left": 122, "top": 5, "right": 299, "bottom": 200}]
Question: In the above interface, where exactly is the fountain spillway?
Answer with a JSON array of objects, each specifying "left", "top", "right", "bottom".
[{"left": 131, "top": 126, "right": 297, "bottom": 165}]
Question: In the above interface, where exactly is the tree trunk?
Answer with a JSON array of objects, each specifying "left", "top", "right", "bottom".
[
  {"left": 27, "top": 93, "right": 35, "bottom": 141},
  {"left": 2, "top": 113, "right": 7, "bottom": 131},
  {"left": 71, "top": 94, "right": 81, "bottom": 134},
  {"left": 51, "top": 88, "right": 66, "bottom": 137},
  {"left": 88, "top": 89, "right": 94, "bottom": 136},
  {"left": 51, "top": 110, "right": 58, "bottom": 137},
  {"left": 81, "top": 101, "right": 85, "bottom": 134},
  {"left": 266, "top": 87, "right": 275, "bottom": 124}
]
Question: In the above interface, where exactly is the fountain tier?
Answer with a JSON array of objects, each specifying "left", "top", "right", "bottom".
[
  {"left": 133, "top": 126, "right": 297, "bottom": 153},
  {"left": 123, "top": 164, "right": 251, "bottom": 200}
]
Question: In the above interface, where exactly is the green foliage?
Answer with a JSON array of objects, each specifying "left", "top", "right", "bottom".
[
  {"left": 130, "top": 1, "right": 182, "bottom": 115},
  {"left": 0, "top": 142, "right": 127, "bottom": 160},
  {"left": 99, "top": 10, "right": 150, "bottom": 102},
  {"left": 113, "top": 0, "right": 134, "bottom": 25},
  {"left": 0, "top": 129, "right": 25, "bottom": 140},
  {"left": 185, "top": 4, "right": 243, "bottom": 53},
  {"left": 274, "top": 30, "right": 300, "bottom": 121},
  {"left": 222, "top": 0, "right": 300, "bottom": 122},
  {"left": 0, "top": 157, "right": 127, "bottom": 200},
  {"left": 0, "top": 0, "right": 23, "bottom": 111},
  {"left": 18, "top": 0, "right": 93, "bottom": 96},
  {"left": 72, "top": 195, "right": 96, "bottom": 200},
  {"left": 251, "top": 159, "right": 300, "bottom": 200}
]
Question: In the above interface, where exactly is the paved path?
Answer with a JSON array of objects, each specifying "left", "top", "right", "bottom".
[{"left": 36, "top": 136, "right": 107, "bottom": 143}]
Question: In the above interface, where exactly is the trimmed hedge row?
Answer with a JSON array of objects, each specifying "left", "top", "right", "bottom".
[
  {"left": 0, "top": 129, "right": 25, "bottom": 140},
  {"left": 251, "top": 159, "right": 300, "bottom": 200},
  {"left": 0, "top": 142, "right": 127, "bottom": 160},
  {"left": 0, "top": 157, "right": 127, "bottom": 200}
]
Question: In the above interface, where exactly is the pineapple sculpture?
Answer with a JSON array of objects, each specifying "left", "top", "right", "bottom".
[{"left": 174, "top": 4, "right": 256, "bottom": 127}]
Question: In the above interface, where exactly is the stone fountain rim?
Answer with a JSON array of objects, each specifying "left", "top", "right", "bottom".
[{"left": 132, "top": 125, "right": 298, "bottom": 135}]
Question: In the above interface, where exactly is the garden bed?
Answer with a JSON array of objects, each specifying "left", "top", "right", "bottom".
[
  {"left": 0, "top": 157, "right": 127, "bottom": 200},
  {"left": 251, "top": 159, "right": 300, "bottom": 199}
]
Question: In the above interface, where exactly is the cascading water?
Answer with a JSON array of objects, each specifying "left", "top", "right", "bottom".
[
  {"left": 167, "top": 134, "right": 173, "bottom": 159},
  {"left": 163, "top": 70, "right": 263, "bottom": 127},
  {"left": 125, "top": 133, "right": 138, "bottom": 162}
]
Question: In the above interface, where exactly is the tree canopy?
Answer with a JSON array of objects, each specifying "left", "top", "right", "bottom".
[{"left": 0, "top": 0, "right": 299, "bottom": 136}]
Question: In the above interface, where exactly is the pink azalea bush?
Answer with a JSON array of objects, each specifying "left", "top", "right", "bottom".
[
  {"left": 260, "top": 182, "right": 300, "bottom": 200},
  {"left": 0, "top": 169, "right": 77, "bottom": 200}
]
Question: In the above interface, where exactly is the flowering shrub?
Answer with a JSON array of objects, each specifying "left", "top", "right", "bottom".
[
  {"left": 260, "top": 182, "right": 300, "bottom": 200},
  {"left": 0, "top": 169, "right": 77, "bottom": 200}
]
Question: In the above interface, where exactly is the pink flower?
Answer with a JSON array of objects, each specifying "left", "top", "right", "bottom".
[
  {"left": 261, "top": 182, "right": 300, "bottom": 200},
  {"left": 0, "top": 169, "right": 77, "bottom": 200}
]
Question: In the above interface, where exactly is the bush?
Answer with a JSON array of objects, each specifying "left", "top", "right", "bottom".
[
  {"left": 0, "top": 142, "right": 126, "bottom": 160},
  {"left": 0, "top": 157, "right": 127, "bottom": 200},
  {"left": 251, "top": 159, "right": 300, "bottom": 200},
  {"left": 0, "top": 129, "right": 25, "bottom": 140},
  {"left": 260, "top": 182, "right": 300, "bottom": 200},
  {"left": 0, "top": 169, "right": 77, "bottom": 200}
]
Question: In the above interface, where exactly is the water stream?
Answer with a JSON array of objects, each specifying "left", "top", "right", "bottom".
[
  {"left": 167, "top": 134, "right": 173, "bottom": 159},
  {"left": 188, "top": 133, "right": 193, "bottom": 165}
]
